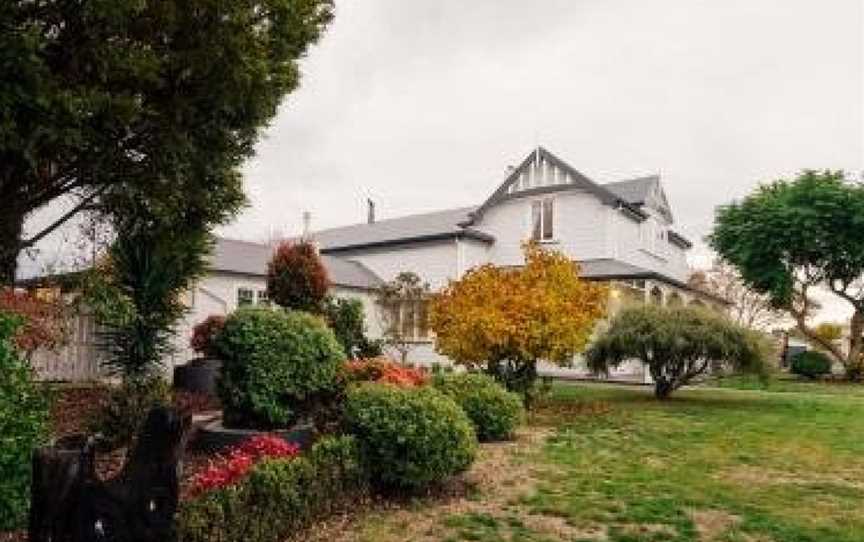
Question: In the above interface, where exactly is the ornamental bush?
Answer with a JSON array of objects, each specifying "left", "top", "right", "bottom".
[
  {"left": 343, "top": 357, "right": 429, "bottom": 387},
  {"left": 178, "top": 435, "right": 367, "bottom": 542},
  {"left": 343, "top": 383, "right": 477, "bottom": 490},
  {"left": 190, "top": 315, "right": 226, "bottom": 358},
  {"left": 0, "top": 313, "right": 50, "bottom": 530},
  {"left": 216, "top": 307, "right": 345, "bottom": 428},
  {"left": 433, "top": 373, "right": 523, "bottom": 441},
  {"left": 267, "top": 240, "right": 330, "bottom": 313},
  {"left": 791, "top": 350, "right": 833, "bottom": 379}
]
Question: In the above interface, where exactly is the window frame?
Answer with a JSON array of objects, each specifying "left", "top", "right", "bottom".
[{"left": 530, "top": 197, "right": 555, "bottom": 242}]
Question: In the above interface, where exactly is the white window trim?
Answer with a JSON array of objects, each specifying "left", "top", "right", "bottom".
[{"left": 529, "top": 197, "right": 556, "bottom": 243}]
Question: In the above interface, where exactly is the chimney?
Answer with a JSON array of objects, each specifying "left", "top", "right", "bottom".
[
  {"left": 367, "top": 198, "right": 376, "bottom": 224},
  {"left": 302, "top": 211, "right": 311, "bottom": 239}
]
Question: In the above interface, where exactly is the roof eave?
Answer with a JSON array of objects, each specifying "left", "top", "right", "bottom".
[{"left": 319, "top": 229, "right": 495, "bottom": 254}]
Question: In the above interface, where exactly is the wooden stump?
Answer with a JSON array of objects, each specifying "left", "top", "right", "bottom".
[{"left": 29, "top": 407, "right": 193, "bottom": 542}]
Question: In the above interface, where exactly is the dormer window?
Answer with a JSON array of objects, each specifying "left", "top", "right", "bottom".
[{"left": 531, "top": 198, "right": 554, "bottom": 241}]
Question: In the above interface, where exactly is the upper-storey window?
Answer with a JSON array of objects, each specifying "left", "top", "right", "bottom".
[{"left": 531, "top": 198, "right": 554, "bottom": 241}]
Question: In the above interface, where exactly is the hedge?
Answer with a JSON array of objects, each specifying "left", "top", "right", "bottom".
[{"left": 178, "top": 435, "right": 367, "bottom": 542}]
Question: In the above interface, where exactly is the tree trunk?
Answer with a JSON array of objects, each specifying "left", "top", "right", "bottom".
[
  {"left": 654, "top": 377, "right": 674, "bottom": 400},
  {"left": 28, "top": 407, "right": 193, "bottom": 542},
  {"left": 0, "top": 212, "right": 24, "bottom": 285}
]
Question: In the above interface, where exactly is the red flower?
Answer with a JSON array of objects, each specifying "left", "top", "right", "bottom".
[{"left": 190, "top": 434, "right": 300, "bottom": 496}]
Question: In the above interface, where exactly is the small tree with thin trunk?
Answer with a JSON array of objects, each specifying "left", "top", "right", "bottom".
[
  {"left": 376, "top": 272, "right": 430, "bottom": 364},
  {"left": 430, "top": 243, "right": 608, "bottom": 405},
  {"left": 586, "top": 305, "right": 767, "bottom": 399}
]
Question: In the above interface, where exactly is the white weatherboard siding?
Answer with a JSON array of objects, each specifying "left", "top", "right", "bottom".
[
  {"left": 476, "top": 190, "right": 611, "bottom": 266},
  {"left": 330, "top": 240, "right": 459, "bottom": 290},
  {"left": 611, "top": 211, "right": 690, "bottom": 282},
  {"left": 456, "top": 238, "right": 491, "bottom": 277}
]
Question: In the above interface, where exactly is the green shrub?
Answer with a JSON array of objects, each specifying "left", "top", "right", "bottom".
[
  {"left": 433, "top": 373, "right": 523, "bottom": 441},
  {"left": 322, "top": 296, "right": 381, "bottom": 359},
  {"left": 178, "top": 435, "right": 367, "bottom": 542},
  {"left": 343, "top": 383, "right": 477, "bottom": 490},
  {"left": 88, "top": 378, "right": 171, "bottom": 450},
  {"left": 216, "top": 307, "right": 346, "bottom": 428},
  {"left": 791, "top": 350, "right": 833, "bottom": 379},
  {"left": 0, "top": 313, "right": 50, "bottom": 530}
]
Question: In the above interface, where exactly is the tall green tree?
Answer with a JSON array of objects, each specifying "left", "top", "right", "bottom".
[
  {"left": 710, "top": 170, "right": 864, "bottom": 379},
  {"left": 0, "top": 0, "right": 333, "bottom": 283}
]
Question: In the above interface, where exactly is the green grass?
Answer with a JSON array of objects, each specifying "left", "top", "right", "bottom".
[
  {"left": 704, "top": 372, "right": 864, "bottom": 396},
  {"left": 339, "top": 381, "right": 864, "bottom": 542},
  {"left": 519, "top": 383, "right": 864, "bottom": 542}
]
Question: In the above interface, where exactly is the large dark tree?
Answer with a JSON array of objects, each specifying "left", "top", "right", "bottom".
[
  {"left": 0, "top": 0, "right": 334, "bottom": 282},
  {"left": 710, "top": 170, "right": 864, "bottom": 379}
]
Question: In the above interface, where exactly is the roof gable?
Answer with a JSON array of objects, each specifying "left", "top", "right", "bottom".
[
  {"left": 604, "top": 175, "right": 673, "bottom": 223},
  {"left": 467, "top": 147, "right": 647, "bottom": 224}
]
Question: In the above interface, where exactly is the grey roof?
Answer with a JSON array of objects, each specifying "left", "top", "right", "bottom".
[
  {"left": 209, "top": 237, "right": 383, "bottom": 290},
  {"left": 577, "top": 258, "right": 729, "bottom": 305},
  {"left": 310, "top": 206, "right": 494, "bottom": 253},
  {"left": 576, "top": 258, "right": 656, "bottom": 280},
  {"left": 602, "top": 176, "right": 659, "bottom": 205}
]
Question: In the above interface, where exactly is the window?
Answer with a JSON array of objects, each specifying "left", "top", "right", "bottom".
[
  {"left": 387, "top": 300, "right": 431, "bottom": 341},
  {"left": 256, "top": 290, "right": 270, "bottom": 306},
  {"left": 531, "top": 198, "right": 554, "bottom": 241},
  {"left": 237, "top": 287, "right": 255, "bottom": 307}
]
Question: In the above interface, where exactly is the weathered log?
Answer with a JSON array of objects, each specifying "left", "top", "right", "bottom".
[{"left": 28, "top": 407, "right": 193, "bottom": 542}]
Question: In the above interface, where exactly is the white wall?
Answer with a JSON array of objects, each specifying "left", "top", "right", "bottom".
[
  {"left": 329, "top": 240, "right": 459, "bottom": 290},
  {"left": 476, "top": 189, "right": 612, "bottom": 265}
]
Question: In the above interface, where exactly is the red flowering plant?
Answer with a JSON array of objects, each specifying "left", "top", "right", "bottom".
[
  {"left": 0, "top": 287, "right": 67, "bottom": 358},
  {"left": 344, "top": 357, "right": 429, "bottom": 388},
  {"left": 189, "top": 315, "right": 226, "bottom": 358},
  {"left": 189, "top": 434, "right": 300, "bottom": 496}
]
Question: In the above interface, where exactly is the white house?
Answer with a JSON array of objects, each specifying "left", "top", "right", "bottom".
[{"left": 26, "top": 147, "right": 725, "bottom": 380}]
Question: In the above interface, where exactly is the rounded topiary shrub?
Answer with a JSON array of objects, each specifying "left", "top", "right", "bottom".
[
  {"left": 216, "top": 307, "right": 346, "bottom": 428},
  {"left": 791, "top": 350, "right": 833, "bottom": 379},
  {"left": 343, "top": 383, "right": 477, "bottom": 490},
  {"left": 433, "top": 372, "right": 524, "bottom": 441}
]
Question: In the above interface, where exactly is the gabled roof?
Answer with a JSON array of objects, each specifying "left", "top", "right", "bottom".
[
  {"left": 310, "top": 206, "right": 495, "bottom": 254},
  {"left": 604, "top": 175, "right": 674, "bottom": 223},
  {"left": 603, "top": 176, "right": 658, "bottom": 205},
  {"left": 210, "top": 237, "right": 383, "bottom": 290},
  {"left": 466, "top": 147, "right": 648, "bottom": 224}
]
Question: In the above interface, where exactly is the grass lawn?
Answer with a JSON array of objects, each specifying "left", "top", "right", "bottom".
[{"left": 315, "top": 382, "right": 864, "bottom": 542}]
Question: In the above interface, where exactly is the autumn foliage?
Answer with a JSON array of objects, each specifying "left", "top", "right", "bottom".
[
  {"left": 189, "top": 315, "right": 226, "bottom": 358},
  {"left": 266, "top": 240, "right": 330, "bottom": 313},
  {"left": 430, "top": 244, "right": 607, "bottom": 401},
  {"left": 0, "top": 288, "right": 66, "bottom": 356},
  {"left": 343, "top": 357, "right": 429, "bottom": 388}
]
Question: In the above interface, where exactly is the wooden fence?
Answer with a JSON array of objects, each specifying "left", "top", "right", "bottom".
[{"left": 30, "top": 312, "right": 104, "bottom": 382}]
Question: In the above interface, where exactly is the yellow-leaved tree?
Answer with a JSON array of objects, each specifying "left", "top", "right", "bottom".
[{"left": 430, "top": 243, "right": 608, "bottom": 405}]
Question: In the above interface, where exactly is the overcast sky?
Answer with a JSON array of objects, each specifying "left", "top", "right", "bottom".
[{"left": 23, "top": 0, "right": 864, "bottom": 319}]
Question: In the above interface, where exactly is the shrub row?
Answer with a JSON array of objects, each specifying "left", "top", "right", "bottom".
[
  {"left": 791, "top": 350, "right": 833, "bottom": 379},
  {"left": 178, "top": 435, "right": 367, "bottom": 542}
]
